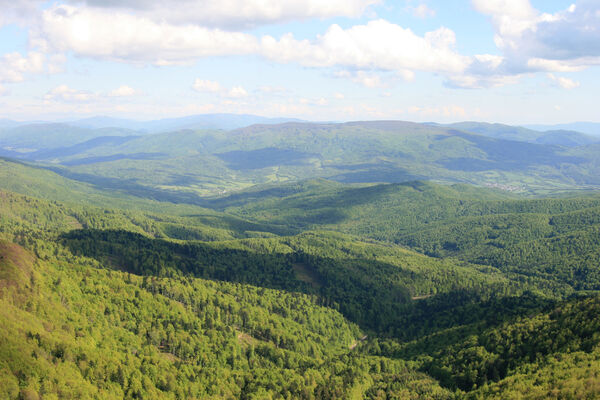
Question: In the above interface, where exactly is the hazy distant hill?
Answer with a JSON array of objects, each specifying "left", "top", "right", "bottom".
[
  {"left": 3, "top": 119, "right": 600, "bottom": 196},
  {"left": 69, "top": 113, "right": 304, "bottom": 132},
  {"left": 0, "top": 120, "right": 594, "bottom": 198},
  {"left": 0, "top": 114, "right": 305, "bottom": 153},
  {"left": 525, "top": 122, "right": 600, "bottom": 136},
  {"left": 0, "top": 118, "right": 25, "bottom": 129},
  {"left": 0, "top": 123, "right": 139, "bottom": 151},
  {"left": 440, "top": 121, "right": 599, "bottom": 146}
]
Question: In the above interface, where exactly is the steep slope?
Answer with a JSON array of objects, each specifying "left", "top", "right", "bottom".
[
  {"left": 2, "top": 161, "right": 600, "bottom": 399},
  {"left": 366, "top": 294, "right": 600, "bottom": 397},
  {"left": 1, "top": 240, "right": 398, "bottom": 399},
  {"left": 0, "top": 192, "right": 463, "bottom": 399}
]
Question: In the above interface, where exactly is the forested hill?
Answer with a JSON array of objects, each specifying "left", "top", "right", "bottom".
[
  {"left": 3, "top": 120, "right": 600, "bottom": 198},
  {"left": 2, "top": 153, "right": 600, "bottom": 398}
]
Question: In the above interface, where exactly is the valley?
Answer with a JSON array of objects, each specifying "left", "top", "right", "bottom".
[{"left": 2, "top": 118, "right": 600, "bottom": 398}]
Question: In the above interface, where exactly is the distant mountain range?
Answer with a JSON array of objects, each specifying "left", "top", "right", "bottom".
[
  {"left": 2, "top": 115, "right": 600, "bottom": 196},
  {"left": 435, "top": 121, "right": 599, "bottom": 146},
  {"left": 0, "top": 113, "right": 304, "bottom": 134},
  {"left": 524, "top": 122, "right": 600, "bottom": 136},
  {"left": 0, "top": 119, "right": 599, "bottom": 199}
]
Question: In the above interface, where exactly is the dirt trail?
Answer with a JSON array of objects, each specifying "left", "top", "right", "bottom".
[{"left": 349, "top": 335, "right": 368, "bottom": 350}]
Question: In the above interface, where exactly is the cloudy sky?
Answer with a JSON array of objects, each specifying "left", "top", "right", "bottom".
[{"left": 0, "top": 0, "right": 599, "bottom": 123}]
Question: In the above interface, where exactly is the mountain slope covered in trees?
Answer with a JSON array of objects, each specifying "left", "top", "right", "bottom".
[
  {"left": 4, "top": 120, "right": 600, "bottom": 197},
  {"left": 2, "top": 130, "right": 600, "bottom": 398}
]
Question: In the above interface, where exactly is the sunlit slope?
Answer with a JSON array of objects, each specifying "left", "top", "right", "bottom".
[
  {"left": 223, "top": 179, "right": 600, "bottom": 290},
  {"left": 10, "top": 121, "right": 600, "bottom": 195}
]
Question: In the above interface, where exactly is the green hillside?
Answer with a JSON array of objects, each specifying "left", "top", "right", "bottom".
[
  {"left": 3, "top": 121, "right": 600, "bottom": 197},
  {"left": 443, "top": 122, "right": 599, "bottom": 146},
  {"left": 2, "top": 146, "right": 600, "bottom": 398},
  {"left": 55, "top": 122, "right": 600, "bottom": 195}
]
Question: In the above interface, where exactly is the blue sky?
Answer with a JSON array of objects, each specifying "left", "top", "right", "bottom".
[{"left": 0, "top": 0, "right": 598, "bottom": 124}]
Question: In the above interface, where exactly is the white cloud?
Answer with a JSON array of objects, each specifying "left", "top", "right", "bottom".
[
  {"left": 335, "top": 70, "right": 385, "bottom": 88},
  {"left": 472, "top": 0, "right": 536, "bottom": 20},
  {"left": 16, "top": 0, "right": 596, "bottom": 94},
  {"left": 227, "top": 86, "right": 248, "bottom": 98},
  {"left": 45, "top": 84, "right": 143, "bottom": 102},
  {"left": 192, "top": 79, "right": 248, "bottom": 98},
  {"left": 446, "top": 73, "right": 521, "bottom": 89},
  {"left": 261, "top": 20, "right": 468, "bottom": 74},
  {"left": 445, "top": 54, "right": 523, "bottom": 88},
  {"left": 36, "top": 5, "right": 260, "bottom": 65},
  {"left": 0, "top": 0, "right": 44, "bottom": 27},
  {"left": 473, "top": 0, "right": 600, "bottom": 72},
  {"left": 193, "top": 79, "right": 222, "bottom": 93},
  {"left": 36, "top": 9, "right": 474, "bottom": 83},
  {"left": 440, "top": 0, "right": 600, "bottom": 88},
  {"left": 334, "top": 92, "right": 345, "bottom": 99},
  {"left": 299, "top": 97, "right": 328, "bottom": 106},
  {"left": 411, "top": 4, "right": 436, "bottom": 18},
  {"left": 334, "top": 69, "right": 413, "bottom": 88},
  {"left": 526, "top": 58, "right": 589, "bottom": 72},
  {"left": 44, "top": 85, "right": 95, "bottom": 103},
  {"left": 397, "top": 69, "right": 416, "bottom": 82},
  {"left": 22, "top": 3, "right": 515, "bottom": 91},
  {"left": 547, "top": 73, "right": 580, "bottom": 89},
  {"left": 109, "top": 85, "right": 139, "bottom": 97},
  {"left": 0, "top": 52, "right": 45, "bottom": 83},
  {"left": 68, "top": 0, "right": 380, "bottom": 28},
  {"left": 0, "top": 84, "right": 8, "bottom": 96},
  {"left": 47, "top": 53, "right": 67, "bottom": 74}
]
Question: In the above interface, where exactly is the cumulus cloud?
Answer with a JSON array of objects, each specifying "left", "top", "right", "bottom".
[
  {"left": 261, "top": 20, "right": 468, "bottom": 75},
  {"left": 108, "top": 85, "right": 140, "bottom": 97},
  {"left": 0, "top": 0, "right": 44, "bottom": 27},
  {"left": 12, "top": 0, "right": 598, "bottom": 92},
  {"left": 44, "top": 85, "right": 95, "bottom": 103},
  {"left": 192, "top": 79, "right": 248, "bottom": 98},
  {"left": 66, "top": 0, "right": 380, "bottom": 29},
  {"left": 473, "top": 0, "right": 600, "bottom": 72},
  {"left": 35, "top": 5, "right": 260, "bottom": 65},
  {"left": 443, "top": 0, "right": 600, "bottom": 88},
  {"left": 411, "top": 4, "right": 436, "bottom": 18},
  {"left": 547, "top": 73, "right": 580, "bottom": 89},
  {"left": 0, "top": 52, "right": 45, "bottom": 83},
  {"left": 299, "top": 97, "right": 328, "bottom": 106},
  {"left": 32, "top": 7, "right": 476, "bottom": 86},
  {"left": 226, "top": 86, "right": 248, "bottom": 98},
  {"left": 335, "top": 70, "right": 385, "bottom": 88},
  {"left": 45, "top": 84, "right": 144, "bottom": 102},
  {"left": 193, "top": 79, "right": 222, "bottom": 93}
]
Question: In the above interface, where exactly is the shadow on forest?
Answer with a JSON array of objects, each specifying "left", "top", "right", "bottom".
[{"left": 60, "top": 229, "right": 555, "bottom": 345}]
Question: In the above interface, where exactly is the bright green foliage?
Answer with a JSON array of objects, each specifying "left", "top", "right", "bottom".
[
  {"left": 224, "top": 180, "right": 600, "bottom": 291},
  {"left": 2, "top": 156, "right": 600, "bottom": 399}
]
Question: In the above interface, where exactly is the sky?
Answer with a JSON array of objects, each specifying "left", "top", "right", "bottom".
[{"left": 0, "top": 0, "right": 598, "bottom": 124}]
